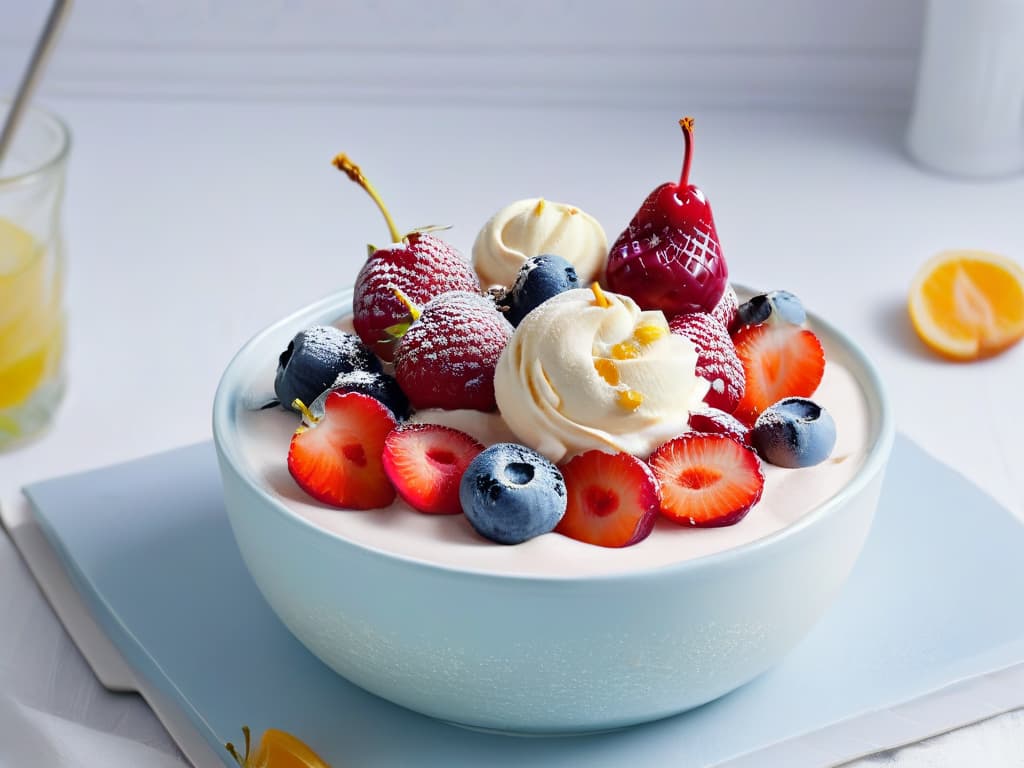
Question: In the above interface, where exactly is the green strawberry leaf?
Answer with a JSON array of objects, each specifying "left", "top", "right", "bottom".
[{"left": 384, "top": 321, "right": 411, "bottom": 340}]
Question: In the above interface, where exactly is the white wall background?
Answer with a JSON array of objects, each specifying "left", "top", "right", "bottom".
[{"left": 1, "top": 1, "right": 926, "bottom": 109}]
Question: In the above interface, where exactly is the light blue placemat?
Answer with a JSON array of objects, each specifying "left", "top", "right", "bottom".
[{"left": 23, "top": 435, "right": 1024, "bottom": 767}]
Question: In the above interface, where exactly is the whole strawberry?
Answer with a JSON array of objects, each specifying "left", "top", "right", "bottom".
[
  {"left": 353, "top": 233, "right": 479, "bottom": 362},
  {"left": 335, "top": 155, "right": 479, "bottom": 361},
  {"left": 669, "top": 312, "right": 744, "bottom": 413},
  {"left": 393, "top": 291, "right": 513, "bottom": 411}
]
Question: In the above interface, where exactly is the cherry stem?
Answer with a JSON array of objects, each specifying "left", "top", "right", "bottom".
[
  {"left": 678, "top": 116, "right": 694, "bottom": 188},
  {"left": 332, "top": 154, "right": 402, "bottom": 244}
]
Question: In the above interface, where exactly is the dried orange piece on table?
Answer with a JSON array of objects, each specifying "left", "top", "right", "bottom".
[{"left": 908, "top": 249, "right": 1024, "bottom": 360}]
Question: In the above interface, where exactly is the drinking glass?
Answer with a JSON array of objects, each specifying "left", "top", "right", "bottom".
[{"left": 0, "top": 102, "right": 69, "bottom": 448}]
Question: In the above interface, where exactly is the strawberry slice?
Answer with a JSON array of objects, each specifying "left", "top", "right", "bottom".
[
  {"left": 731, "top": 323, "right": 825, "bottom": 425},
  {"left": 556, "top": 451, "right": 661, "bottom": 548},
  {"left": 382, "top": 424, "right": 484, "bottom": 515},
  {"left": 287, "top": 392, "right": 396, "bottom": 509},
  {"left": 648, "top": 433, "right": 764, "bottom": 527}
]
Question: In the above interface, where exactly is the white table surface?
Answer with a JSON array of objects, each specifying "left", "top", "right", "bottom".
[{"left": 1, "top": 100, "right": 1022, "bottom": 766}]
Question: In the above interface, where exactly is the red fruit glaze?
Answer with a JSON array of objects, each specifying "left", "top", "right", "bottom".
[
  {"left": 353, "top": 233, "right": 479, "bottom": 362},
  {"left": 605, "top": 118, "right": 728, "bottom": 315},
  {"left": 669, "top": 312, "right": 745, "bottom": 413},
  {"left": 287, "top": 392, "right": 397, "bottom": 509},
  {"left": 732, "top": 323, "right": 826, "bottom": 426},
  {"left": 556, "top": 451, "right": 661, "bottom": 548},
  {"left": 648, "top": 433, "right": 764, "bottom": 528},
  {"left": 688, "top": 407, "right": 750, "bottom": 445},
  {"left": 382, "top": 423, "right": 484, "bottom": 515},
  {"left": 394, "top": 291, "right": 513, "bottom": 411}
]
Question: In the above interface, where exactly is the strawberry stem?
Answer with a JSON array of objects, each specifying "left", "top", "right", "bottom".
[
  {"left": 678, "top": 117, "right": 695, "bottom": 188},
  {"left": 332, "top": 154, "right": 402, "bottom": 244}
]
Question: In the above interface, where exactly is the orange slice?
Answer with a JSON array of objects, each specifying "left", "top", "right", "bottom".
[{"left": 908, "top": 250, "right": 1024, "bottom": 360}]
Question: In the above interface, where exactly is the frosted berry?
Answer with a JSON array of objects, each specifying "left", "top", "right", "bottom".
[
  {"left": 393, "top": 291, "right": 513, "bottom": 412},
  {"left": 669, "top": 312, "right": 744, "bottom": 413}
]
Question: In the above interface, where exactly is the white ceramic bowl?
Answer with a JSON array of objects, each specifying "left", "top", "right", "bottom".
[{"left": 213, "top": 287, "right": 894, "bottom": 734}]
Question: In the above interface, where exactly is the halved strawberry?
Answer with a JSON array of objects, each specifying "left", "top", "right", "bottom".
[
  {"left": 382, "top": 424, "right": 484, "bottom": 514},
  {"left": 287, "top": 392, "right": 396, "bottom": 509},
  {"left": 648, "top": 433, "right": 764, "bottom": 527},
  {"left": 556, "top": 451, "right": 661, "bottom": 548},
  {"left": 731, "top": 323, "right": 825, "bottom": 425}
]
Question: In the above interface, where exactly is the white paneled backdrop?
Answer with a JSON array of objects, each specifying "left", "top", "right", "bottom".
[
  {"left": 6, "top": 5, "right": 1024, "bottom": 768},
  {"left": 1, "top": 1, "right": 925, "bottom": 109}
]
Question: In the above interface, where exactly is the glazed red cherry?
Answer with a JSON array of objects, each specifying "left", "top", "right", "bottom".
[{"left": 605, "top": 117, "right": 728, "bottom": 316}]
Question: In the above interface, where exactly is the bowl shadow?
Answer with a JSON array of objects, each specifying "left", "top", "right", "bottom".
[{"left": 871, "top": 296, "right": 939, "bottom": 362}]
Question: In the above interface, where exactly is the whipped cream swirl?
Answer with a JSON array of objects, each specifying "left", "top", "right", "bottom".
[
  {"left": 494, "top": 288, "right": 709, "bottom": 463},
  {"left": 472, "top": 198, "right": 607, "bottom": 288}
]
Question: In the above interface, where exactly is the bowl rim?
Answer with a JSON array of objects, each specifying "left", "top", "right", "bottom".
[{"left": 213, "top": 285, "right": 895, "bottom": 584}]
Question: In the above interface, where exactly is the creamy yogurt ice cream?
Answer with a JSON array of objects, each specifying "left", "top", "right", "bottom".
[
  {"left": 472, "top": 198, "right": 607, "bottom": 288},
  {"left": 236, "top": 312, "right": 873, "bottom": 578},
  {"left": 495, "top": 287, "right": 708, "bottom": 462}
]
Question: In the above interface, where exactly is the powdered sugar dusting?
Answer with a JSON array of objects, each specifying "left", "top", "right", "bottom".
[
  {"left": 352, "top": 234, "right": 479, "bottom": 359},
  {"left": 394, "top": 292, "right": 513, "bottom": 411},
  {"left": 669, "top": 313, "right": 744, "bottom": 412},
  {"left": 711, "top": 284, "right": 739, "bottom": 330}
]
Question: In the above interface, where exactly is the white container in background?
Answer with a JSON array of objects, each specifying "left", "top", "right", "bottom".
[{"left": 907, "top": 0, "right": 1024, "bottom": 178}]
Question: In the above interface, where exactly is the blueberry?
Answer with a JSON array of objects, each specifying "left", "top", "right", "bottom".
[
  {"left": 459, "top": 443, "right": 567, "bottom": 544},
  {"left": 501, "top": 254, "right": 580, "bottom": 326},
  {"left": 310, "top": 369, "right": 410, "bottom": 421},
  {"left": 274, "top": 326, "right": 381, "bottom": 412},
  {"left": 751, "top": 397, "right": 836, "bottom": 468},
  {"left": 735, "top": 290, "right": 806, "bottom": 329}
]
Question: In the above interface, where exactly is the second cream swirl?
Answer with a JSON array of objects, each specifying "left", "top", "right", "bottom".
[{"left": 494, "top": 288, "right": 709, "bottom": 463}]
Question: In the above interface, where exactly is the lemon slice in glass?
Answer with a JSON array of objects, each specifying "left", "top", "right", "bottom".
[{"left": 0, "top": 217, "right": 61, "bottom": 409}]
